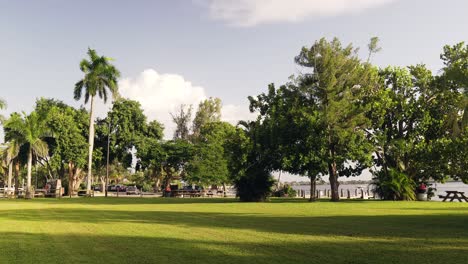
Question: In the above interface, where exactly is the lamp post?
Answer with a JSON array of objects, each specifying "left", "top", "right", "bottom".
[{"left": 105, "top": 119, "right": 111, "bottom": 198}]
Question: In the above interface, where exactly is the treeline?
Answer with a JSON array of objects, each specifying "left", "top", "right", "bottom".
[
  {"left": 246, "top": 38, "right": 467, "bottom": 201},
  {"left": 1, "top": 38, "right": 467, "bottom": 201}
]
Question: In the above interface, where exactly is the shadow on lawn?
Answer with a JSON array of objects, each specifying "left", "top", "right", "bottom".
[
  {"left": 0, "top": 230, "right": 467, "bottom": 264},
  {"left": 15, "top": 197, "right": 241, "bottom": 205},
  {"left": 1, "top": 207, "right": 468, "bottom": 240}
]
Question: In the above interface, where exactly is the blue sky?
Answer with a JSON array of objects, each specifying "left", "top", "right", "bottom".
[{"left": 1, "top": 0, "right": 467, "bottom": 181}]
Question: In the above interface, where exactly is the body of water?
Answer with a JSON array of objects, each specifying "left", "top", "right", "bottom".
[{"left": 292, "top": 181, "right": 468, "bottom": 201}]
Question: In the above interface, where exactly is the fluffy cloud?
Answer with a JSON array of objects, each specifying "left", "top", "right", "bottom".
[
  {"left": 202, "top": 0, "right": 396, "bottom": 27},
  {"left": 118, "top": 69, "right": 254, "bottom": 138}
]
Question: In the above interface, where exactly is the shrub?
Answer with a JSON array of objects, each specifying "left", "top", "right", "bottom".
[
  {"left": 273, "top": 184, "right": 297, "bottom": 197},
  {"left": 234, "top": 165, "right": 275, "bottom": 202},
  {"left": 372, "top": 168, "right": 416, "bottom": 200}
]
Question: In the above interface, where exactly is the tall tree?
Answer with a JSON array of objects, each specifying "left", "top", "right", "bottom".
[
  {"left": 249, "top": 82, "right": 328, "bottom": 201},
  {"left": 4, "top": 112, "right": 50, "bottom": 198},
  {"left": 36, "top": 98, "right": 89, "bottom": 196},
  {"left": 1, "top": 139, "right": 19, "bottom": 197},
  {"left": 187, "top": 121, "right": 236, "bottom": 193},
  {"left": 74, "top": 48, "right": 120, "bottom": 194},
  {"left": 225, "top": 121, "right": 275, "bottom": 202},
  {"left": 294, "top": 38, "right": 380, "bottom": 201},
  {"left": 192, "top": 97, "right": 222, "bottom": 139},
  {"left": 171, "top": 104, "right": 192, "bottom": 140},
  {"left": 440, "top": 42, "right": 468, "bottom": 132}
]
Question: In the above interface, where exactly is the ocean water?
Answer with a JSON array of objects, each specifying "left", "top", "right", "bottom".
[{"left": 292, "top": 181, "right": 468, "bottom": 201}]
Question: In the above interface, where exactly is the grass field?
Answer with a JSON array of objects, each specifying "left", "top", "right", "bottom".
[{"left": 0, "top": 198, "right": 467, "bottom": 264}]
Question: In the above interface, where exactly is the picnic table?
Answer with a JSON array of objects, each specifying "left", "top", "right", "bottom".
[
  {"left": 439, "top": 191, "right": 468, "bottom": 202},
  {"left": 172, "top": 190, "right": 202, "bottom": 198}
]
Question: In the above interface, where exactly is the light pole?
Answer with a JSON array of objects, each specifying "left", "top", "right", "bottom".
[{"left": 105, "top": 119, "right": 111, "bottom": 198}]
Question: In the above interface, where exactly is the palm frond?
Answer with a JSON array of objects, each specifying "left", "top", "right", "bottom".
[
  {"left": 31, "top": 139, "right": 49, "bottom": 159},
  {"left": 74, "top": 80, "right": 84, "bottom": 101}
]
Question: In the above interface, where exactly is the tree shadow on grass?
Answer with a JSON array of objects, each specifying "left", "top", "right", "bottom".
[
  {"left": 0, "top": 231, "right": 467, "bottom": 264},
  {"left": 8, "top": 197, "right": 241, "bottom": 205},
  {"left": 1, "top": 208, "right": 468, "bottom": 240}
]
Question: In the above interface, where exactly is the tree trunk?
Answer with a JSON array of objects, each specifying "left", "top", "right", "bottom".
[
  {"left": 154, "top": 177, "right": 161, "bottom": 192},
  {"left": 26, "top": 148, "right": 33, "bottom": 199},
  {"left": 72, "top": 168, "right": 83, "bottom": 195},
  {"left": 86, "top": 95, "right": 95, "bottom": 195},
  {"left": 14, "top": 162, "right": 19, "bottom": 195},
  {"left": 309, "top": 176, "right": 317, "bottom": 202},
  {"left": 7, "top": 161, "right": 13, "bottom": 196},
  {"left": 68, "top": 161, "right": 74, "bottom": 197},
  {"left": 222, "top": 182, "right": 227, "bottom": 197},
  {"left": 328, "top": 161, "right": 340, "bottom": 201}
]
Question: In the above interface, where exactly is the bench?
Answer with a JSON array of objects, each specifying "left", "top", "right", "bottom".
[{"left": 440, "top": 191, "right": 468, "bottom": 202}]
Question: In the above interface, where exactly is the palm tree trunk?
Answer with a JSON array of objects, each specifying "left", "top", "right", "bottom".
[
  {"left": 26, "top": 148, "right": 33, "bottom": 199},
  {"left": 7, "top": 161, "right": 13, "bottom": 197},
  {"left": 86, "top": 95, "right": 95, "bottom": 195}
]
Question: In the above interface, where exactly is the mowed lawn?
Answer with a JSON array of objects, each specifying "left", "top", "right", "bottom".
[{"left": 0, "top": 198, "right": 467, "bottom": 264}]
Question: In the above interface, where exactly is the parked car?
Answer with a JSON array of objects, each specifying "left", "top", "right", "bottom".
[
  {"left": 116, "top": 185, "right": 126, "bottom": 192},
  {"left": 126, "top": 186, "right": 140, "bottom": 195}
]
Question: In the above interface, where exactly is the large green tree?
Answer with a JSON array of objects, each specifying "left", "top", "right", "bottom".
[
  {"left": 293, "top": 38, "right": 380, "bottom": 201},
  {"left": 187, "top": 121, "right": 236, "bottom": 193},
  {"left": 249, "top": 82, "right": 328, "bottom": 201},
  {"left": 74, "top": 48, "right": 120, "bottom": 194},
  {"left": 225, "top": 121, "right": 275, "bottom": 202},
  {"left": 95, "top": 98, "right": 164, "bottom": 190},
  {"left": 35, "top": 98, "right": 89, "bottom": 196}
]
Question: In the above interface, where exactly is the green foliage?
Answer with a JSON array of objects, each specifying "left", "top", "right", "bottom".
[
  {"left": 74, "top": 48, "right": 121, "bottom": 104},
  {"left": 95, "top": 98, "right": 163, "bottom": 169},
  {"left": 234, "top": 164, "right": 274, "bottom": 202},
  {"left": 187, "top": 122, "right": 235, "bottom": 186},
  {"left": 273, "top": 184, "right": 297, "bottom": 197},
  {"left": 35, "top": 98, "right": 88, "bottom": 175},
  {"left": 3, "top": 111, "right": 50, "bottom": 195},
  {"left": 372, "top": 168, "right": 416, "bottom": 201},
  {"left": 192, "top": 97, "right": 222, "bottom": 139},
  {"left": 224, "top": 122, "right": 275, "bottom": 202},
  {"left": 274, "top": 37, "right": 379, "bottom": 201}
]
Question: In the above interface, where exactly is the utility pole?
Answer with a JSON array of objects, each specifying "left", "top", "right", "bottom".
[{"left": 105, "top": 119, "right": 111, "bottom": 198}]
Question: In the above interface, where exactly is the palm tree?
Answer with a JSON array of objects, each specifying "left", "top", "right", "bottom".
[
  {"left": 74, "top": 48, "right": 120, "bottom": 194},
  {"left": 1, "top": 140, "right": 20, "bottom": 197},
  {"left": 3, "top": 112, "right": 49, "bottom": 198}
]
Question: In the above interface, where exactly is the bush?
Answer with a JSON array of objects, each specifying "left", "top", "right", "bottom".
[
  {"left": 273, "top": 184, "right": 297, "bottom": 197},
  {"left": 234, "top": 165, "right": 275, "bottom": 202},
  {"left": 142, "top": 183, "right": 154, "bottom": 192},
  {"left": 372, "top": 168, "right": 416, "bottom": 200}
]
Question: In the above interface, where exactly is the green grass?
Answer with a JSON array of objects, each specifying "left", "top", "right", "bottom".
[{"left": 0, "top": 198, "right": 467, "bottom": 264}]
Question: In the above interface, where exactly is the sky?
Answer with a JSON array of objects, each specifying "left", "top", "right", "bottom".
[{"left": 1, "top": 0, "right": 467, "bottom": 181}]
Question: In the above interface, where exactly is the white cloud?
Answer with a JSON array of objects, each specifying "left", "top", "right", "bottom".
[
  {"left": 221, "top": 103, "right": 256, "bottom": 125},
  {"left": 118, "top": 69, "right": 254, "bottom": 138},
  {"left": 202, "top": 0, "right": 396, "bottom": 27}
]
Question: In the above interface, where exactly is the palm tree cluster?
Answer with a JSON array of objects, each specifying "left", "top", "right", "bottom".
[{"left": 0, "top": 48, "right": 120, "bottom": 198}]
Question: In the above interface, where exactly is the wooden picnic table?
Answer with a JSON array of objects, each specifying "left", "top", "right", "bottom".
[{"left": 439, "top": 191, "right": 468, "bottom": 202}]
